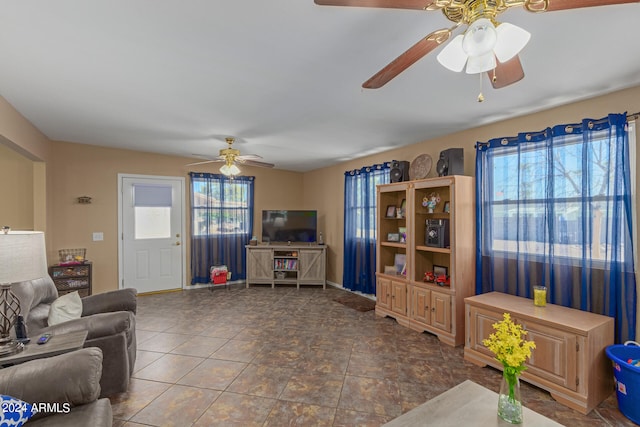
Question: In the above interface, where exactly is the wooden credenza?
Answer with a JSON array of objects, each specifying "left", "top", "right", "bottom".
[
  {"left": 464, "top": 292, "right": 614, "bottom": 414},
  {"left": 246, "top": 244, "right": 326, "bottom": 289}
]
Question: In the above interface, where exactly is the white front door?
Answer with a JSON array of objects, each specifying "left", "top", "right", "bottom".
[{"left": 119, "top": 175, "right": 185, "bottom": 293}]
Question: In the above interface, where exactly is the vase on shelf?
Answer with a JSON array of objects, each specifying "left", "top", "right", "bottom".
[{"left": 497, "top": 370, "right": 523, "bottom": 424}]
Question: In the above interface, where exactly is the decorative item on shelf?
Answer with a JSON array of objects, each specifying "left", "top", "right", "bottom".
[
  {"left": 0, "top": 231, "right": 48, "bottom": 356},
  {"left": 423, "top": 271, "right": 435, "bottom": 282},
  {"left": 444, "top": 201, "right": 450, "bottom": 213},
  {"left": 394, "top": 254, "right": 406, "bottom": 276},
  {"left": 77, "top": 196, "right": 92, "bottom": 204},
  {"left": 398, "top": 227, "right": 407, "bottom": 243},
  {"left": 385, "top": 205, "right": 396, "bottom": 218},
  {"left": 433, "top": 265, "right": 449, "bottom": 286},
  {"left": 387, "top": 233, "right": 400, "bottom": 242},
  {"left": 59, "top": 248, "right": 86, "bottom": 265},
  {"left": 424, "top": 192, "right": 440, "bottom": 213},
  {"left": 249, "top": 236, "right": 258, "bottom": 246},
  {"left": 2, "top": 226, "right": 10, "bottom": 234},
  {"left": 533, "top": 285, "right": 547, "bottom": 307},
  {"left": 483, "top": 313, "right": 536, "bottom": 424}
]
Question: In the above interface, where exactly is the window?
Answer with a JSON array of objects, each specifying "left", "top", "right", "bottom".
[
  {"left": 488, "top": 132, "right": 629, "bottom": 261},
  {"left": 189, "top": 173, "right": 254, "bottom": 284},
  {"left": 191, "top": 176, "right": 253, "bottom": 236}
]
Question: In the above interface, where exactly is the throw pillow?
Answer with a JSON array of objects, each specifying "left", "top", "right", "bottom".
[
  {"left": 48, "top": 291, "right": 83, "bottom": 326},
  {"left": 0, "top": 395, "right": 36, "bottom": 427}
]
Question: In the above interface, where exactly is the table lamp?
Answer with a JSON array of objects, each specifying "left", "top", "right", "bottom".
[{"left": 0, "top": 230, "right": 48, "bottom": 356}]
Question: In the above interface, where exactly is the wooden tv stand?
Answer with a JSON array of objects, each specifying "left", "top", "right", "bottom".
[
  {"left": 246, "top": 244, "right": 326, "bottom": 289},
  {"left": 464, "top": 292, "right": 614, "bottom": 414}
]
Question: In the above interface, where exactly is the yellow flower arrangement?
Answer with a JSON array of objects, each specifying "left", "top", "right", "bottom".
[
  {"left": 483, "top": 312, "right": 536, "bottom": 419},
  {"left": 483, "top": 312, "right": 536, "bottom": 375}
]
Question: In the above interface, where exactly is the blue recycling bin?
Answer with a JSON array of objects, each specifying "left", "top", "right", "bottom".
[{"left": 605, "top": 342, "right": 640, "bottom": 424}]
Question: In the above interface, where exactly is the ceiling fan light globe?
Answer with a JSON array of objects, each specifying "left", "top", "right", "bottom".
[
  {"left": 494, "top": 22, "right": 531, "bottom": 63},
  {"left": 465, "top": 52, "right": 496, "bottom": 74},
  {"left": 229, "top": 164, "right": 241, "bottom": 175},
  {"left": 436, "top": 34, "right": 467, "bottom": 72},
  {"left": 220, "top": 164, "right": 231, "bottom": 175},
  {"left": 462, "top": 18, "right": 497, "bottom": 57}
]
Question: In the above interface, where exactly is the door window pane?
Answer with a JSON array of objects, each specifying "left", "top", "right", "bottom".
[{"left": 135, "top": 207, "right": 171, "bottom": 239}]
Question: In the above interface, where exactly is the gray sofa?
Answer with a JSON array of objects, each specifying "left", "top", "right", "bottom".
[
  {"left": 0, "top": 347, "right": 112, "bottom": 426},
  {"left": 12, "top": 276, "right": 137, "bottom": 397}
]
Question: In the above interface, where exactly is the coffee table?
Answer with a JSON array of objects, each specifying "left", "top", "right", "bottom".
[
  {"left": 383, "top": 380, "right": 563, "bottom": 426},
  {"left": 0, "top": 330, "right": 88, "bottom": 366}
]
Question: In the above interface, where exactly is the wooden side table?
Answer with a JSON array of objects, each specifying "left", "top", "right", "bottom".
[{"left": 0, "top": 330, "right": 88, "bottom": 366}]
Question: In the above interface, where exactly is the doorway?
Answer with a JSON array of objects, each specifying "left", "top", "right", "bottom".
[{"left": 118, "top": 174, "right": 185, "bottom": 293}]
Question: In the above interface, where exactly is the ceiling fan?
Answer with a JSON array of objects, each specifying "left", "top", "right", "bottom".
[
  {"left": 187, "top": 137, "right": 275, "bottom": 176},
  {"left": 314, "top": 0, "right": 639, "bottom": 90}
]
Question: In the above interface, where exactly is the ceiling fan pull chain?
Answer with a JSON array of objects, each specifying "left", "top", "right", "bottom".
[{"left": 477, "top": 73, "right": 485, "bottom": 103}]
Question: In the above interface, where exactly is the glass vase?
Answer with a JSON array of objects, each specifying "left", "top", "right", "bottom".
[{"left": 498, "top": 370, "right": 523, "bottom": 424}]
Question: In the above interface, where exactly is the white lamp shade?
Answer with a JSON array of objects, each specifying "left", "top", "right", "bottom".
[
  {"left": 462, "top": 18, "right": 497, "bottom": 57},
  {"left": 465, "top": 51, "right": 497, "bottom": 74},
  {"left": 494, "top": 22, "right": 531, "bottom": 63},
  {"left": 220, "top": 163, "right": 241, "bottom": 176},
  {"left": 0, "top": 231, "right": 47, "bottom": 284},
  {"left": 436, "top": 34, "right": 467, "bottom": 72}
]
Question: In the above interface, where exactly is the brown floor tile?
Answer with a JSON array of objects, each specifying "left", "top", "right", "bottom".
[
  {"left": 130, "top": 384, "right": 220, "bottom": 426},
  {"left": 227, "top": 364, "right": 294, "bottom": 398},
  {"left": 137, "top": 331, "right": 193, "bottom": 353},
  {"left": 347, "top": 351, "right": 399, "bottom": 380},
  {"left": 133, "top": 350, "right": 164, "bottom": 373},
  {"left": 177, "top": 358, "right": 247, "bottom": 390},
  {"left": 133, "top": 353, "right": 204, "bottom": 383},
  {"left": 109, "top": 378, "right": 172, "bottom": 420},
  {"left": 338, "top": 375, "right": 402, "bottom": 418},
  {"left": 211, "top": 339, "right": 264, "bottom": 363},
  {"left": 279, "top": 373, "right": 344, "bottom": 407},
  {"left": 333, "top": 409, "right": 393, "bottom": 427},
  {"left": 170, "top": 336, "right": 228, "bottom": 358},
  {"left": 193, "top": 392, "right": 276, "bottom": 427},
  {"left": 263, "top": 400, "right": 336, "bottom": 427}
]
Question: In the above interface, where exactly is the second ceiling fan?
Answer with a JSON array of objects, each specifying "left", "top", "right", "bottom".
[
  {"left": 315, "top": 0, "right": 639, "bottom": 89},
  {"left": 188, "top": 137, "right": 275, "bottom": 176}
]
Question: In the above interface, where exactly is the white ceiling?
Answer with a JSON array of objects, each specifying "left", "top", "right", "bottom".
[{"left": 1, "top": 1, "right": 639, "bottom": 172}]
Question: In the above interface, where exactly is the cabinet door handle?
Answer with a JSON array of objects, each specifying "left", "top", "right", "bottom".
[{"left": 432, "top": 307, "right": 436, "bottom": 312}]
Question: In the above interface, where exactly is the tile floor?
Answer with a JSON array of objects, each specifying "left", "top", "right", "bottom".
[{"left": 110, "top": 285, "right": 635, "bottom": 426}]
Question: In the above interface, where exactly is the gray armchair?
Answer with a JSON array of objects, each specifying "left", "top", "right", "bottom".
[
  {"left": 12, "top": 276, "right": 137, "bottom": 397},
  {"left": 0, "top": 347, "right": 112, "bottom": 426}
]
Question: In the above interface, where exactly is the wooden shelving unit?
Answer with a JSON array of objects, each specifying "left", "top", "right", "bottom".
[{"left": 375, "top": 175, "right": 475, "bottom": 346}]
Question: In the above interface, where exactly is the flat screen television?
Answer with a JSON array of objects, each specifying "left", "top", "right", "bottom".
[{"left": 261, "top": 210, "right": 317, "bottom": 243}]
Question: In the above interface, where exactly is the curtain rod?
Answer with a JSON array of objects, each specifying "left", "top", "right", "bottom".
[{"left": 628, "top": 112, "right": 639, "bottom": 121}]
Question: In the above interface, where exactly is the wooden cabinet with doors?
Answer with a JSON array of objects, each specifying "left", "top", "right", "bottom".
[
  {"left": 464, "top": 292, "right": 614, "bottom": 414},
  {"left": 375, "top": 175, "right": 475, "bottom": 346},
  {"left": 246, "top": 245, "right": 326, "bottom": 289}
]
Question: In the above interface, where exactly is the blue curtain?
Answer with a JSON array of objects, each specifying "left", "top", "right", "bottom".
[
  {"left": 475, "top": 113, "right": 636, "bottom": 342},
  {"left": 189, "top": 173, "right": 254, "bottom": 284},
  {"left": 343, "top": 163, "right": 390, "bottom": 294}
]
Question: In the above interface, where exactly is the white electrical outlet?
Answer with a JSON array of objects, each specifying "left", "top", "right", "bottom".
[{"left": 92, "top": 232, "right": 104, "bottom": 241}]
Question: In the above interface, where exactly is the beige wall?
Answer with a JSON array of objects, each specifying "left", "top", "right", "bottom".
[
  {"left": 306, "top": 84, "right": 640, "bottom": 285},
  {"left": 0, "top": 142, "right": 34, "bottom": 229},
  {"left": 48, "top": 141, "right": 304, "bottom": 293}
]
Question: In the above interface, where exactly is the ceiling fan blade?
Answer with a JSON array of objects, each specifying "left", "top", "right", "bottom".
[
  {"left": 237, "top": 159, "right": 275, "bottom": 168},
  {"left": 488, "top": 55, "right": 525, "bottom": 89},
  {"left": 363, "top": 28, "right": 451, "bottom": 89},
  {"left": 236, "top": 154, "right": 264, "bottom": 161},
  {"left": 314, "top": 0, "right": 438, "bottom": 10},
  {"left": 531, "top": 0, "right": 638, "bottom": 12},
  {"left": 186, "top": 159, "right": 223, "bottom": 166}
]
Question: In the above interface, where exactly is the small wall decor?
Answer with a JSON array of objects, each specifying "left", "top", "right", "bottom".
[{"left": 77, "top": 196, "right": 92, "bottom": 204}]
